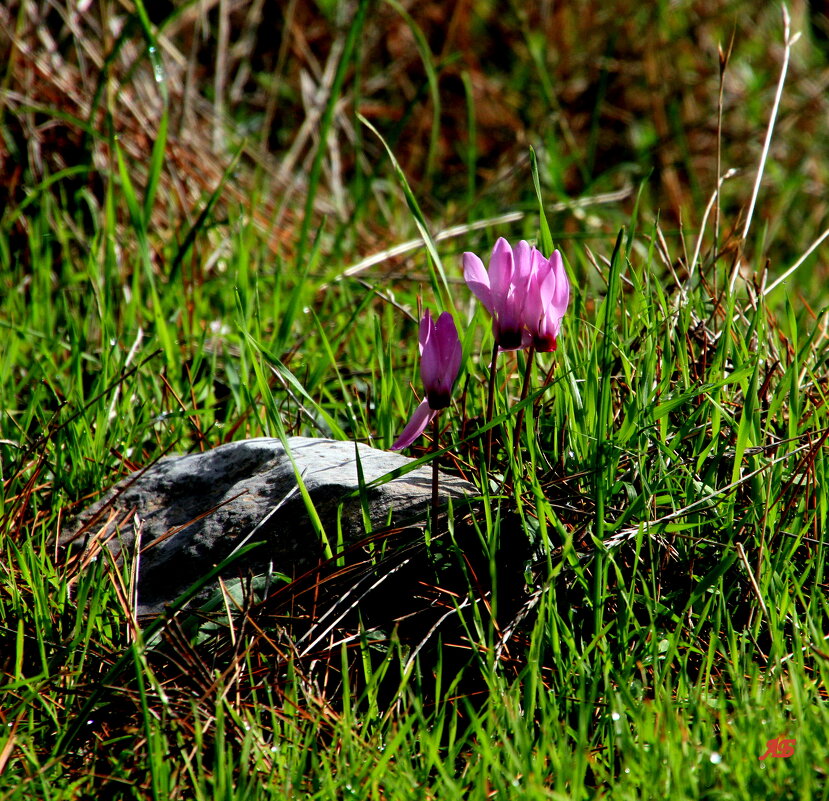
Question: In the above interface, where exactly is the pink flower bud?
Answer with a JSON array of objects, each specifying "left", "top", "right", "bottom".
[{"left": 392, "top": 310, "right": 462, "bottom": 450}]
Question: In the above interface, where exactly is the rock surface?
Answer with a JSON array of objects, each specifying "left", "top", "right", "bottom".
[{"left": 65, "top": 437, "right": 476, "bottom": 616}]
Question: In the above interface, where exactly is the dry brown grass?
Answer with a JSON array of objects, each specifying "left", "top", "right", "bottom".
[{"left": 3, "top": 0, "right": 828, "bottom": 272}]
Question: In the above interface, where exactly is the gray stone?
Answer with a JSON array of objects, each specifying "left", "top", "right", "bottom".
[{"left": 65, "top": 437, "right": 477, "bottom": 616}]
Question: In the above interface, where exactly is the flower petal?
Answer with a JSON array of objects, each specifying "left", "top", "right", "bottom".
[
  {"left": 488, "top": 238, "right": 514, "bottom": 309},
  {"left": 521, "top": 249, "right": 570, "bottom": 351},
  {"left": 535, "top": 257, "right": 556, "bottom": 309},
  {"left": 463, "top": 252, "right": 493, "bottom": 313},
  {"left": 391, "top": 399, "right": 437, "bottom": 450},
  {"left": 549, "top": 250, "right": 570, "bottom": 317},
  {"left": 512, "top": 240, "right": 534, "bottom": 286},
  {"left": 433, "top": 311, "right": 462, "bottom": 394},
  {"left": 420, "top": 311, "right": 442, "bottom": 393},
  {"left": 418, "top": 308, "right": 433, "bottom": 356},
  {"left": 523, "top": 270, "right": 544, "bottom": 326},
  {"left": 495, "top": 239, "right": 538, "bottom": 350}
]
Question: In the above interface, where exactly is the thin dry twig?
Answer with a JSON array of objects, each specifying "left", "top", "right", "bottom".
[
  {"left": 762, "top": 226, "right": 829, "bottom": 297},
  {"left": 730, "top": 5, "right": 801, "bottom": 293},
  {"left": 736, "top": 541, "right": 769, "bottom": 618},
  {"left": 326, "top": 186, "right": 632, "bottom": 288}
]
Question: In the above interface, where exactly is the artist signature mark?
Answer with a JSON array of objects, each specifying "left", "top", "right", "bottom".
[{"left": 758, "top": 738, "right": 796, "bottom": 760}]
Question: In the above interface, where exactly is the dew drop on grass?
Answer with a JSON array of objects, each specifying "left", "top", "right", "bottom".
[
  {"left": 148, "top": 46, "right": 165, "bottom": 85},
  {"left": 611, "top": 712, "right": 621, "bottom": 721},
  {"left": 710, "top": 752, "right": 722, "bottom": 764}
]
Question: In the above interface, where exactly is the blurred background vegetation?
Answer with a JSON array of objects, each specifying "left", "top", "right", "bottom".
[{"left": 2, "top": 0, "right": 828, "bottom": 290}]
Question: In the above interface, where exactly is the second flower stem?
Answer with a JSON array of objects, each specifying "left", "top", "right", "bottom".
[
  {"left": 513, "top": 345, "right": 536, "bottom": 453},
  {"left": 431, "top": 415, "right": 440, "bottom": 520},
  {"left": 484, "top": 341, "right": 499, "bottom": 470}
]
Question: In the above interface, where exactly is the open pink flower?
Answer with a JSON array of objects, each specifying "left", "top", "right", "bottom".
[
  {"left": 463, "top": 238, "right": 537, "bottom": 350},
  {"left": 464, "top": 237, "right": 569, "bottom": 351},
  {"left": 392, "top": 310, "right": 462, "bottom": 450},
  {"left": 523, "top": 248, "right": 570, "bottom": 351}
]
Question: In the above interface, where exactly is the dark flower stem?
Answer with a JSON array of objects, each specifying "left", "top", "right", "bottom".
[
  {"left": 484, "top": 341, "right": 499, "bottom": 470},
  {"left": 431, "top": 415, "right": 440, "bottom": 519},
  {"left": 537, "top": 357, "right": 558, "bottom": 416},
  {"left": 513, "top": 344, "right": 536, "bottom": 453}
]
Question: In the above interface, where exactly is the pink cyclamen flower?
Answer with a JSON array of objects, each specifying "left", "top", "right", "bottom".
[
  {"left": 522, "top": 248, "right": 570, "bottom": 351},
  {"left": 463, "top": 237, "right": 535, "bottom": 350},
  {"left": 392, "top": 310, "right": 462, "bottom": 451}
]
